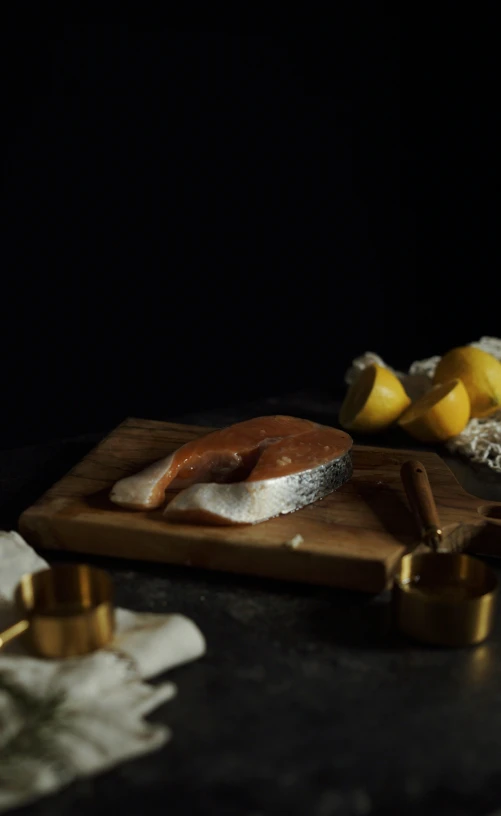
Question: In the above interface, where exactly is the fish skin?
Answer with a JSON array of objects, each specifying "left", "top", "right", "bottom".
[
  {"left": 164, "top": 453, "right": 353, "bottom": 525},
  {"left": 109, "top": 416, "right": 353, "bottom": 523}
]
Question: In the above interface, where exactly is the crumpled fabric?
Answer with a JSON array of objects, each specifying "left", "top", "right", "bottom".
[
  {"left": 0, "top": 530, "right": 205, "bottom": 813},
  {"left": 344, "top": 337, "right": 501, "bottom": 472}
]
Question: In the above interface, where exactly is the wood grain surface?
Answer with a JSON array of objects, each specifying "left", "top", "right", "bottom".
[{"left": 18, "top": 419, "right": 501, "bottom": 593}]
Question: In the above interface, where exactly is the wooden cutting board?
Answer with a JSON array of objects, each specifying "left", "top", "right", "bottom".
[{"left": 18, "top": 418, "right": 501, "bottom": 593}]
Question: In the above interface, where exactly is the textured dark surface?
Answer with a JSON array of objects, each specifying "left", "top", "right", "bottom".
[{"left": 2, "top": 394, "right": 501, "bottom": 816}]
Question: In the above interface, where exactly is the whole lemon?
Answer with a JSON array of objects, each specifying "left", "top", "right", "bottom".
[{"left": 433, "top": 346, "right": 501, "bottom": 418}]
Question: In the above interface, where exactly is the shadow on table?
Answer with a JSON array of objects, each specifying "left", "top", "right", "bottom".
[{"left": 302, "top": 590, "right": 408, "bottom": 650}]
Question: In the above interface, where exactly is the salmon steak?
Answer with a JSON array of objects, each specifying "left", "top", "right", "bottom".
[{"left": 109, "top": 415, "right": 353, "bottom": 525}]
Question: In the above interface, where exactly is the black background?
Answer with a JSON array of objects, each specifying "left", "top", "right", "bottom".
[{"left": 2, "top": 17, "right": 498, "bottom": 447}]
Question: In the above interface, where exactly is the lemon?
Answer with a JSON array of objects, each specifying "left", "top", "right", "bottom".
[
  {"left": 433, "top": 346, "right": 501, "bottom": 418},
  {"left": 339, "top": 364, "right": 411, "bottom": 432},
  {"left": 397, "top": 379, "right": 470, "bottom": 442}
]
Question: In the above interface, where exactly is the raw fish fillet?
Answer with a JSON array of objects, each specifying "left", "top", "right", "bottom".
[{"left": 109, "top": 415, "right": 353, "bottom": 525}]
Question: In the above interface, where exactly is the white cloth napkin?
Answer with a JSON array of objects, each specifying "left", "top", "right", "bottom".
[
  {"left": 345, "top": 336, "right": 501, "bottom": 473},
  {"left": 0, "top": 530, "right": 206, "bottom": 813}
]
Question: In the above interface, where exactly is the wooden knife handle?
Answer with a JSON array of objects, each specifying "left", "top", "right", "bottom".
[{"left": 401, "top": 459, "right": 443, "bottom": 551}]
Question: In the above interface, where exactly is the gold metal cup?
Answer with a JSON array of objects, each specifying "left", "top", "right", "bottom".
[
  {"left": 0, "top": 564, "right": 115, "bottom": 658},
  {"left": 393, "top": 551, "right": 497, "bottom": 647}
]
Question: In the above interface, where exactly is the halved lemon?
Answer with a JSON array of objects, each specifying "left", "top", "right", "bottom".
[
  {"left": 433, "top": 346, "right": 501, "bottom": 418},
  {"left": 339, "top": 364, "right": 411, "bottom": 432},
  {"left": 397, "top": 378, "right": 470, "bottom": 442}
]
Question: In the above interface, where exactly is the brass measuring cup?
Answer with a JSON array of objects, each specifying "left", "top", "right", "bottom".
[
  {"left": 393, "top": 460, "right": 498, "bottom": 647},
  {"left": 0, "top": 564, "right": 115, "bottom": 658}
]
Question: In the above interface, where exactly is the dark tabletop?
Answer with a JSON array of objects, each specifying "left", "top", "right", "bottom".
[{"left": 2, "top": 394, "right": 501, "bottom": 816}]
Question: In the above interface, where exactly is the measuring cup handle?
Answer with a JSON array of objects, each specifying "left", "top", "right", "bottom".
[
  {"left": 401, "top": 459, "right": 443, "bottom": 550},
  {"left": 0, "top": 619, "right": 30, "bottom": 649}
]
